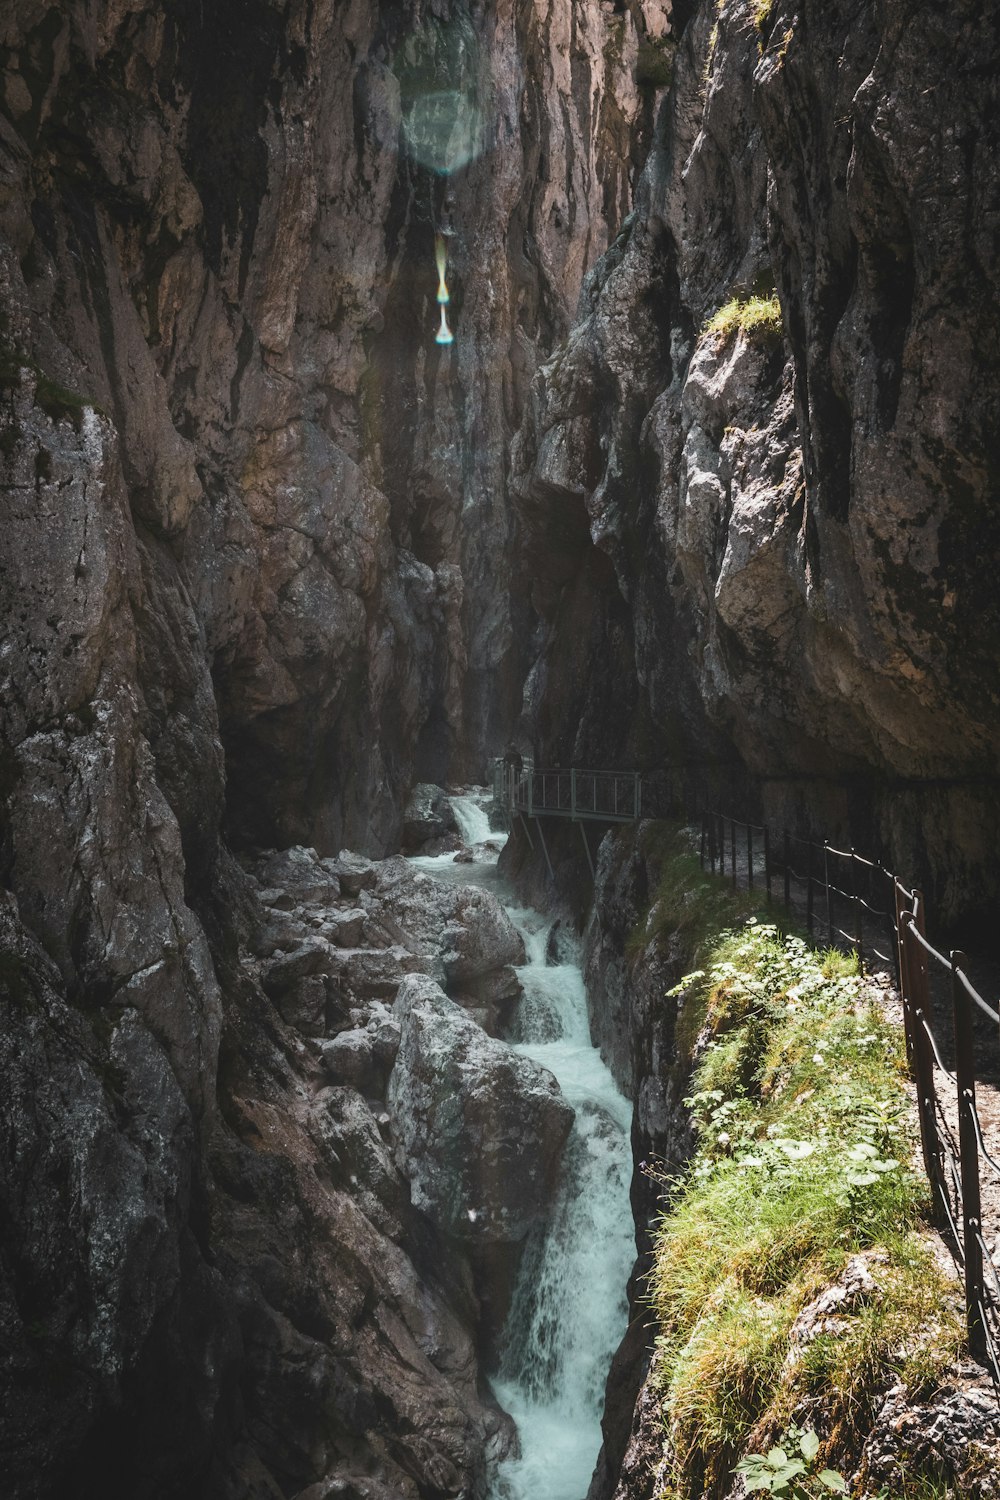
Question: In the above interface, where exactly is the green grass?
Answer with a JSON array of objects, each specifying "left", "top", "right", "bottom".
[
  {"left": 626, "top": 825, "right": 760, "bottom": 968},
  {"left": 704, "top": 293, "right": 783, "bottom": 346},
  {"left": 643, "top": 917, "right": 964, "bottom": 1498}
]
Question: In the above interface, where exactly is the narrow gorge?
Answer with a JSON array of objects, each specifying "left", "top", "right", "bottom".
[{"left": 2, "top": 0, "right": 999, "bottom": 1497}]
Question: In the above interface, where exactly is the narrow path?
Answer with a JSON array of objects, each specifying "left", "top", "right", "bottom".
[{"left": 687, "top": 820, "right": 1000, "bottom": 1369}]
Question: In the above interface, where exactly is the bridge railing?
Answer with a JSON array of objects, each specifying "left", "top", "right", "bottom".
[{"left": 508, "top": 766, "right": 642, "bottom": 823}]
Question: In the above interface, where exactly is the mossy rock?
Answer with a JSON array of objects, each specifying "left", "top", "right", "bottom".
[{"left": 636, "top": 37, "right": 676, "bottom": 88}]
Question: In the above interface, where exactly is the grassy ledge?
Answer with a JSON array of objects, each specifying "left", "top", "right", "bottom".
[
  {"left": 703, "top": 293, "right": 783, "bottom": 346},
  {"left": 639, "top": 886, "right": 964, "bottom": 1497}
]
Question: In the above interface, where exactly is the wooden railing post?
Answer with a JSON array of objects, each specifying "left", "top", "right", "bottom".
[
  {"left": 764, "top": 828, "right": 772, "bottom": 904},
  {"left": 570, "top": 767, "right": 576, "bottom": 820},
  {"left": 730, "top": 817, "right": 737, "bottom": 890},
  {"left": 824, "top": 842, "right": 833, "bottom": 944},
  {"left": 747, "top": 822, "right": 754, "bottom": 890},
  {"left": 952, "top": 950, "right": 987, "bottom": 1361}
]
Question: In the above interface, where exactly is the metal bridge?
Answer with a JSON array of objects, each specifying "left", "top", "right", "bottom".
[{"left": 492, "top": 760, "right": 644, "bottom": 875}]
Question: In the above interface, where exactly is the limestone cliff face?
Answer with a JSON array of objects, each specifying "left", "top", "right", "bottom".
[
  {"left": 514, "top": 0, "right": 1000, "bottom": 919},
  {"left": 1, "top": 0, "right": 653, "bottom": 856},
  {"left": 0, "top": 2, "right": 656, "bottom": 1495}
]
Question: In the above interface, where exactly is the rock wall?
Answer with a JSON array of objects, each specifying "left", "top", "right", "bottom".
[
  {"left": 513, "top": 0, "right": 1000, "bottom": 921},
  {"left": 1, "top": 0, "right": 655, "bottom": 858},
  {"left": 0, "top": 1, "right": 658, "bottom": 1493}
]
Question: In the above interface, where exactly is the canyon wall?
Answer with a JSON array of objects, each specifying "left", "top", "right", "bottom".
[
  {"left": 0, "top": 1, "right": 657, "bottom": 1494},
  {"left": 513, "top": 0, "right": 1000, "bottom": 922},
  {"left": 1, "top": 0, "right": 655, "bottom": 860}
]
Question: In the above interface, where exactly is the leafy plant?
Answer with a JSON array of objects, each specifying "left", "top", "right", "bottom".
[{"left": 735, "top": 1426, "right": 846, "bottom": 1496}]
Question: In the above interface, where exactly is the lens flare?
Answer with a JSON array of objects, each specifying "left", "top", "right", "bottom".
[
  {"left": 436, "top": 306, "right": 454, "bottom": 345},
  {"left": 434, "top": 233, "right": 454, "bottom": 344},
  {"left": 435, "top": 233, "right": 450, "bottom": 305}
]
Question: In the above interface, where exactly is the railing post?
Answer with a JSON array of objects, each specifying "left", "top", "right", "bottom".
[
  {"left": 700, "top": 816, "right": 706, "bottom": 871},
  {"left": 884, "top": 866, "right": 901, "bottom": 995},
  {"left": 747, "top": 822, "right": 754, "bottom": 890},
  {"left": 806, "top": 842, "right": 815, "bottom": 934},
  {"left": 783, "top": 830, "right": 791, "bottom": 909},
  {"left": 909, "top": 893, "right": 943, "bottom": 1207},
  {"left": 528, "top": 769, "right": 533, "bottom": 819},
  {"left": 824, "top": 842, "right": 833, "bottom": 944},
  {"left": 763, "top": 828, "right": 771, "bottom": 904},
  {"left": 635, "top": 771, "right": 642, "bottom": 820},
  {"left": 895, "top": 881, "right": 916, "bottom": 1073},
  {"left": 730, "top": 817, "right": 737, "bottom": 890},
  {"left": 852, "top": 850, "right": 863, "bottom": 958},
  {"left": 570, "top": 767, "right": 576, "bottom": 820},
  {"left": 952, "top": 950, "right": 987, "bottom": 1361}
]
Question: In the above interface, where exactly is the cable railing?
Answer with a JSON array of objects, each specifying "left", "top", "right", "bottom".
[
  {"left": 492, "top": 754, "right": 1000, "bottom": 1378},
  {"left": 698, "top": 805, "right": 1000, "bottom": 1389}
]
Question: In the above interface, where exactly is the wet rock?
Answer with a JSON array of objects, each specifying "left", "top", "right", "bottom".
[
  {"left": 858, "top": 1371, "right": 1000, "bottom": 1498},
  {"left": 274, "top": 974, "right": 329, "bottom": 1036},
  {"left": 325, "top": 909, "right": 367, "bottom": 948},
  {"left": 387, "top": 974, "right": 574, "bottom": 1246},
  {"left": 320, "top": 1025, "right": 397, "bottom": 1098},
  {"left": 331, "top": 945, "right": 432, "bottom": 1005},
  {"left": 261, "top": 938, "right": 335, "bottom": 997},
  {"left": 326, "top": 854, "right": 377, "bottom": 900},
  {"left": 314, "top": 1087, "right": 407, "bottom": 1236},
  {"left": 257, "top": 847, "right": 341, "bottom": 905},
  {"left": 450, "top": 965, "right": 524, "bottom": 1038},
  {"left": 546, "top": 919, "right": 580, "bottom": 966},
  {"left": 0, "top": 0, "right": 651, "bottom": 1490},
  {"left": 250, "top": 911, "right": 312, "bottom": 958},
  {"left": 442, "top": 888, "right": 526, "bottom": 986},
  {"left": 401, "top": 784, "right": 459, "bottom": 853}
]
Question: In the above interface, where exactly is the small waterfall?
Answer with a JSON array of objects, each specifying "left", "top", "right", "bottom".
[
  {"left": 450, "top": 789, "right": 494, "bottom": 846},
  {"left": 408, "top": 801, "right": 634, "bottom": 1500},
  {"left": 489, "top": 906, "right": 633, "bottom": 1500}
]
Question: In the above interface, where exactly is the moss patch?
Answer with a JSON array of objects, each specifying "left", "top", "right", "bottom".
[
  {"left": 0, "top": 339, "right": 100, "bottom": 429},
  {"left": 636, "top": 37, "right": 676, "bottom": 89}
]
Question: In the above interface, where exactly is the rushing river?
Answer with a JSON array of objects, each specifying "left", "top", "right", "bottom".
[{"left": 411, "top": 792, "right": 634, "bottom": 1500}]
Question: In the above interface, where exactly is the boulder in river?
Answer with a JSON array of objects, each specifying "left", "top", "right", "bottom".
[
  {"left": 401, "top": 784, "right": 460, "bottom": 853},
  {"left": 387, "top": 975, "right": 574, "bottom": 1246}
]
